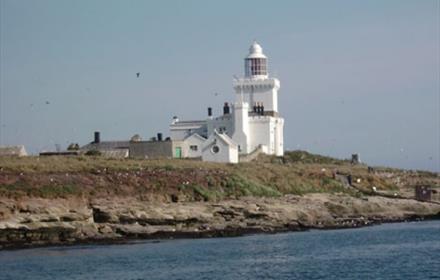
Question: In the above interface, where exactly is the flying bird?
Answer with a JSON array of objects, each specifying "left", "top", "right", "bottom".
[
  {"left": 45, "top": 101, "right": 50, "bottom": 105},
  {"left": 136, "top": 72, "right": 140, "bottom": 78}
]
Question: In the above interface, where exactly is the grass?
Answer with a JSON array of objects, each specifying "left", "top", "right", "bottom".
[
  {"left": 276, "top": 150, "right": 350, "bottom": 165},
  {"left": 0, "top": 183, "right": 81, "bottom": 198},
  {"left": 1, "top": 151, "right": 436, "bottom": 201},
  {"left": 0, "top": 155, "right": 228, "bottom": 173},
  {"left": 224, "top": 174, "right": 282, "bottom": 197}
]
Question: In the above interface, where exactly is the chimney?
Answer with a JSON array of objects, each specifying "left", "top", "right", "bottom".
[
  {"left": 94, "top": 131, "right": 100, "bottom": 143},
  {"left": 208, "top": 107, "right": 212, "bottom": 117},
  {"left": 256, "top": 102, "right": 261, "bottom": 114},
  {"left": 157, "top": 133, "right": 163, "bottom": 141},
  {"left": 223, "top": 102, "right": 230, "bottom": 115},
  {"left": 253, "top": 102, "right": 257, "bottom": 113},
  {"left": 261, "top": 103, "right": 264, "bottom": 115}
]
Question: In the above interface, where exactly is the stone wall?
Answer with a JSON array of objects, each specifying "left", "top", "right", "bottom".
[{"left": 129, "top": 141, "right": 172, "bottom": 159}]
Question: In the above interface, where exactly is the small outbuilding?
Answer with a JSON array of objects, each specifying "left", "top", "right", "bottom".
[
  {"left": 202, "top": 130, "right": 238, "bottom": 163},
  {"left": 172, "top": 133, "right": 206, "bottom": 159}
]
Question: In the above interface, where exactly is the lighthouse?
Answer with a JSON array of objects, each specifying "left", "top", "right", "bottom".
[
  {"left": 170, "top": 42, "right": 284, "bottom": 162},
  {"left": 232, "top": 41, "right": 284, "bottom": 156}
]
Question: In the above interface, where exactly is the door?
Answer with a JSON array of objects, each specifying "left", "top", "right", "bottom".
[{"left": 175, "top": 147, "right": 182, "bottom": 158}]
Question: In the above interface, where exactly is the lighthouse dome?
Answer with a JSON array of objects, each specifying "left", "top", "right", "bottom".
[{"left": 246, "top": 41, "right": 267, "bottom": 59}]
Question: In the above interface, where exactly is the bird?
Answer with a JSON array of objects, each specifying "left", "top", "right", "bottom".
[
  {"left": 214, "top": 92, "right": 219, "bottom": 96},
  {"left": 136, "top": 72, "right": 140, "bottom": 78},
  {"left": 45, "top": 101, "right": 50, "bottom": 105}
]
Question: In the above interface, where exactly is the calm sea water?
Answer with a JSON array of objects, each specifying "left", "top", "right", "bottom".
[{"left": 1, "top": 221, "right": 439, "bottom": 280}]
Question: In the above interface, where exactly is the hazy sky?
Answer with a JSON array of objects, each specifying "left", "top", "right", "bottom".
[{"left": 1, "top": 0, "right": 439, "bottom": 171}]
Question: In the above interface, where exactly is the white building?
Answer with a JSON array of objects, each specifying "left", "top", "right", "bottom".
[
  {"left": 0, "top": 145, "right": 28, "bottom": 157},
  {"left": 170, "top": 42, "right": 284, "bottom": 163},
  {"left": 201, "top": 130, "right": 239, "bottom": 164}
]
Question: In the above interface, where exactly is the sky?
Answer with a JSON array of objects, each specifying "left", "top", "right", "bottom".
[{"left": 0, "top": 0, "right": 439, "bottom": 171}]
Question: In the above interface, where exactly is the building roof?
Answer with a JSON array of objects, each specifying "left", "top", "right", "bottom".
[
  {"left": 216, "top": 131, "right": 238, "bottom": 148},
  {"left": 246, "top": 41, "right": 267, "bottom": 59},
  {"left": 202, "top": 130, "right": 237, "bottom": 152},
  {"left": 183, "top": 133, "right": 207, "bottom": 142},
  {"left": 81, "top": 141, "right": 130, "bottom": 151},
  {"left": 170, "top": 120, "right": 207, "bottom": 128}
]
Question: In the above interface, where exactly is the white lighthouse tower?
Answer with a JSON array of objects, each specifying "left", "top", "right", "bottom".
[{"left": 232, "top": 42, "right": 284, "bottom": 156}]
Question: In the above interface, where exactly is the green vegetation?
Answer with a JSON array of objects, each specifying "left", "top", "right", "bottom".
[
  {"left": 278, "top": 150, "right": 349, "bottom": 165},
  {"left": 67, "top": 143, "right": 80, "bottom": 151},
  {"left": 0, "top": 183, "right": 81, "bottom": 198},
  {"left": 85, "top": 150, "right": 101, "bottom": 156},
  {"left": 224, "top": 174, "right": 282, "bottom": 197},
  {"left": 0, "top": 151, "right": 436, "bottom": 201}
]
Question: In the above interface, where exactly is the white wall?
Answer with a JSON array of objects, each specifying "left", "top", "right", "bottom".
[
  {"left": 274, "top": 118, "right": 284, "bottom": 156},
  {"left": 183, "top": 134, "right": 205, "bottom": 158},
  {"left": 231, "top": 102, "right": 250, "bottom": 154},
  {"left": 233, "top": 78, "right": 280, "bottom": 113},
  {"left": 202, "top": 134, "right": 238, "bottom": 163},
  {"left": 248, "top": 117, "right": 272, "bottom": 154},
  {"left": 247, "top": 116, "right": 284, "bottom": 156}
]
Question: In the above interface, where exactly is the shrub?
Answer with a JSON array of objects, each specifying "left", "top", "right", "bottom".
[{"left": 85, "top": 150, "right": 101, "bottom": 156}]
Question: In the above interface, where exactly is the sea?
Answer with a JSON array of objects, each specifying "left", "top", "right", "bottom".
[{"left": 0, "top": 220, "right": 439, "bottom": 280}]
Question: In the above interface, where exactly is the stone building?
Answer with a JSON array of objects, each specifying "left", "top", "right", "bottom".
[{"left": 80, "top": 132, "right": 172, "bottom": 159}]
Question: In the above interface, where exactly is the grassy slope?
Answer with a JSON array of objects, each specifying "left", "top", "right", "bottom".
[{"left": 0, "top": 151, "right": 438, "bottom": 202}]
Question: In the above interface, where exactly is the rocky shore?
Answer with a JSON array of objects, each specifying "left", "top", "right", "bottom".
[
  {"left": 1, "top": 193, "right": 439, "bottom": 250},
  {"left": 1, "top": 153, "right": 439, "bottom": 250}
]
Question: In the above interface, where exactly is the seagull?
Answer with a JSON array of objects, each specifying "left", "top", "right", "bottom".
[
  {"left": 214, "top": 92, "right": 219, "bottom": 96},
  {"left": 45, "top": 101, "right": 50, "bottom": 105},
  {"left": 136, "top": 72, "right": 140, "bottom": 78}
]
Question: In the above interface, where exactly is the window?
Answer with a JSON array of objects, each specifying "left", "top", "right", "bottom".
[
  {"left": 245, "top": 58, "right": 267, "bottom": 76},
  {"left": 211, "top": 145, "right": 220, "bottom": 154},
  {"left": 190, "top": 145, "right": 198, "bottom": 151}
]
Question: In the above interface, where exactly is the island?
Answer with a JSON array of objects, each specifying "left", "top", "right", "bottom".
[{"left": 0, "top": 151, "right": 439, "bottom": 250}]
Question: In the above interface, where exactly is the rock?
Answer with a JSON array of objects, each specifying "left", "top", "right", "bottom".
[{"left": 1, "top": 194, "right": 440, "bottom": 249}]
